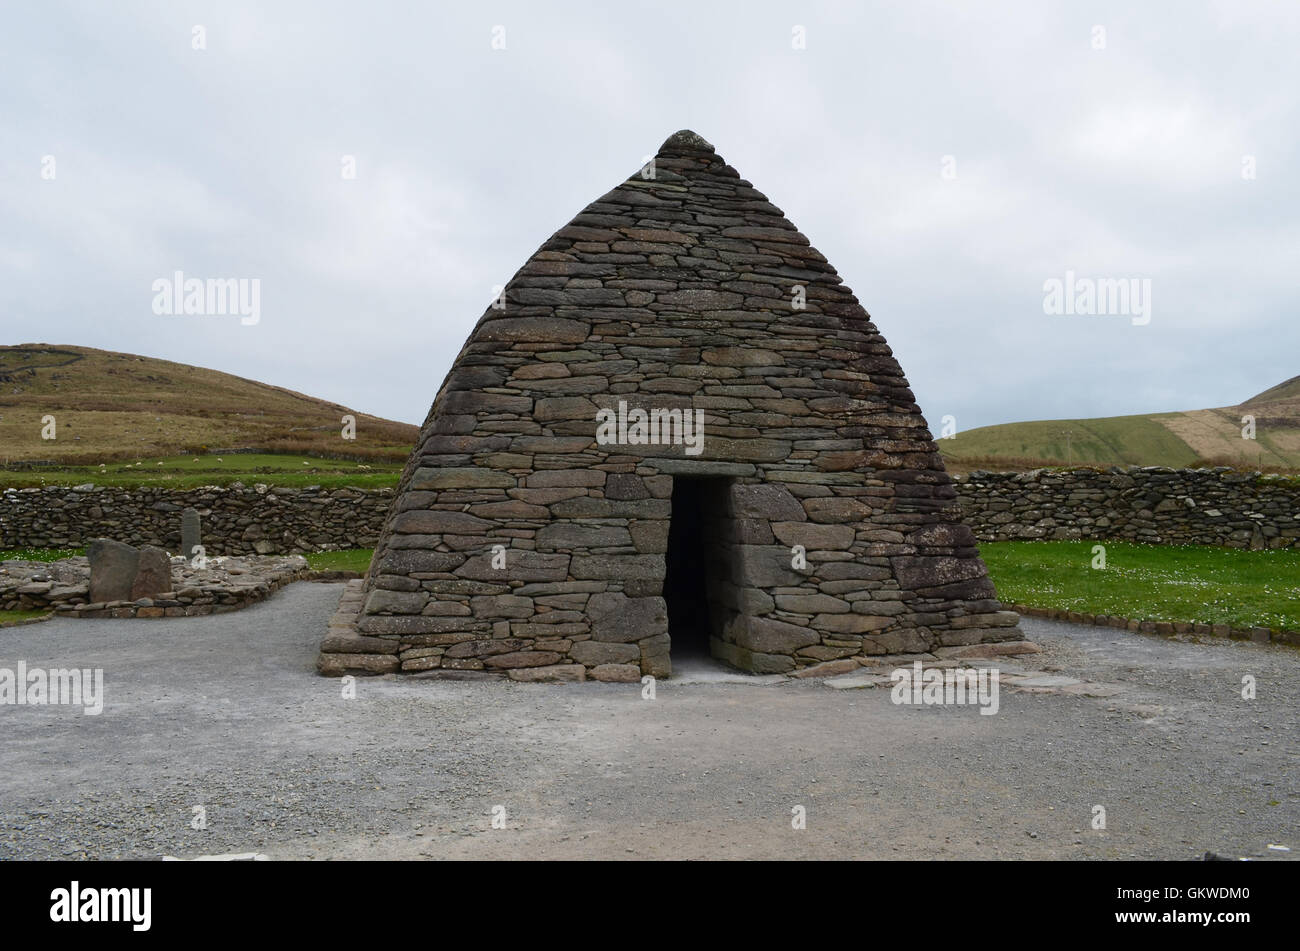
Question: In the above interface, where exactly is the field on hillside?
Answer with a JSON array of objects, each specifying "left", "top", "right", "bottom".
[
  {"left": 0, "top": 344, "right": 418, "bottom": 465},
  {"left": 939, "top": 413, "right": 1201, "bottom": 470},
  {"left": 0, "top": 453, "right": 405, "bottom": 489},
  {"left": 939, "top": 376, "right": 1300, "bottom": 472}
]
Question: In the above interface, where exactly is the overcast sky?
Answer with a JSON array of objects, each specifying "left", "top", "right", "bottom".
[{"left": 3, "top": 1, "right": 1296, "bottom": 430}]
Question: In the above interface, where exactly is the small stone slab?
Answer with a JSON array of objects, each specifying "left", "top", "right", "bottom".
[
  {"left": 1007, "top": 674, "right": 1083, "bottom": 688},
  {"left": 789, "top": 658, "right": 861, "bottom": 679},
  {"left": 506, "top": 664, "right": 586, "bottom": 683},
  {"left": 1058, "top": 681, "right": 1127, "bottom": 698},
  {"left": 163, "top": 852, "right": 268, "bottom": 862},
  {"left": 317, "top": 653, "right": 399, "bottom": 676},
  {"left": 934, "top": 640, "right": 1042, "bottom": 658},
  {"left": 822, "top": 672, "right": 894, "bottom": 690},
  {"left": 181, "top": 507, "right": 201, "bottom": 560}
]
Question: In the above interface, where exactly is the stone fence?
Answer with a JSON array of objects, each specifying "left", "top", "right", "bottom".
[
  {"left": 954, "top": 467, "right": 1300, "bottom": 549},
  {"left": 0, "top": 484, "right": 394, "bottom": 555},
  {"left": 3, "top": 467, "right": 1297, "bottom": 555}
]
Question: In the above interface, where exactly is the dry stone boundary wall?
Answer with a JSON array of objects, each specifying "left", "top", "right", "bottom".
[
  {"left": 954, "top": 467, "right": 1300, "bottom": 550},
  {"left": 5, "top": 468, "right": 1296, "bottom": 555},
  {"left": 0, "top": 484, "right": 392, "bottom": 554}
]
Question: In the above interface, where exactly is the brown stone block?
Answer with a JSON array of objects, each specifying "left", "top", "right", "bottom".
[
  {"left": 588, "top": 592, "right": 667, "bottom": 642},
  {"left": 736, "top": 617, "right": 819, "bottom": 654},
  {"left": 321, "top": 634, "right": 401, "bottom": 655},
  {"left": 570, "top": 640, "right": 640, "bottom": 665},
  {"left": 790, "top": 658, "right": 861, "bottom": 678},
  {"left": 640, "top": 633, "right": 671, "bottom": 677},
  {"left": 814, "top": 613, "right": 891, "bottom": 634},
  {"left": 483, "top": 651, "right": 563, "bottom": 668},
  {"left": 771, "top": 521, "right": 855, "bottom": 550},
  {"left": 590, "top": 664, "right": 641, "bottom": 683},
  {"left": 571, "top": 553, "right": 663, "bottom": 580},
  {"left": 507, "top": 664, "right": 587, "bottom": 682},
  {"left": 316, "top": 653, "right": 399, "bottom": 676},
  {"left": 455, "top": 551, "right": 570, "bottom": 582},
  {"left": 392, "top": 511, "right": 493, "bottom": 534},
  {"left": 729, "top": 484, "right": 805, "bottom": 520},
  {"left": 410, "top": 467, "right": 516, "bottom": 490},
  {"left": 468, "top": 500, "right": 550, "bottom": 519}
]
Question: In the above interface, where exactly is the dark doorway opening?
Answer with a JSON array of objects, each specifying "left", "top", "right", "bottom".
[{"left": 663, "top": 476, "right": 726, "bottom": 659}]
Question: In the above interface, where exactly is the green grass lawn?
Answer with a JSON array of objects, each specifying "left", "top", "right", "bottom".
[
  {"left": 303, "top": 549, "right": 373, "bottom": 573},
  {"left": 2, "top": 546, "right": 374, "bottom": 573},
  {"left": 981, "top": 540, "right": 1300, "bottom": 632},
  {"left": 0, "top": 608, "right": 52, "bottom": 625},
  {"left": 0, "top": 453, "right": 404, "bottom": 490},
  {"left": 0, "top": 548, "right": 82, "bottom": 562}
]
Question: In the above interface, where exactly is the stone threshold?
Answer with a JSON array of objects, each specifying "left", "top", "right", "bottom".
[
  {"left": 318, "top": 581, "right": 1043, "bottom": 682},
  {"left": 1009, "top": 603, "right": 1300, "bottom": 648}
]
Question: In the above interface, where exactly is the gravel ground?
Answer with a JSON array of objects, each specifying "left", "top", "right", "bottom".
[{"left": 0, "top": 581, "right": 1295, "bottom": 860}]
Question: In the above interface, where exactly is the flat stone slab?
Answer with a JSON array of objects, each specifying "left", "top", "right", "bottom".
[
  {"left": 963, "top": 659, "right": 1029, "bottom": 676},
  {"left": 162, "top": 851, "right": 269, "bottom": 861},
  {"left": 822, "top": 671, "right": 895, "bottom": 690},
  {"left": 1007, "top": 674, "right": 1084, "bottom": 688},
  {"left": 934, "top": 641, "right": 1042, "bottom": 658},
  {"left": 1058, "top": 681, "right": 1127, "bottom": 698},
  {"left": 668, "top": 668, "right": 787, "bottom": 686}
]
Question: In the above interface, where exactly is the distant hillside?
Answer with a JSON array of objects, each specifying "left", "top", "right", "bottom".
[
  {"left": 940, "top": 378, "right": 1300, "bottom": 472},
  {"left": 0, "top": 344, "right": 419, "bottom": 465},
  {"left": 1243, "top": 375, "right": 1300, "bottom": 406}
]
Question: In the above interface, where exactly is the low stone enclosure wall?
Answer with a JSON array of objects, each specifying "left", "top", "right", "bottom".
[
  {"left": 954, "top": 466, "right": 1300, "bottom": 549},
  {"left": 0, "top": 554, "right": 313, "bottom": 618},
  {"left": 5, "top": 467, "right": 1297, "bottom": 555},
  {"left": 0, "top": 484, "right": 393, "bottom": 554}
]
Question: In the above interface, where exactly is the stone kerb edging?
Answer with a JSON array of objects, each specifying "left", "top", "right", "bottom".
[{"left": 1008, "top": 603, "right": 1300, "bottom": 648}]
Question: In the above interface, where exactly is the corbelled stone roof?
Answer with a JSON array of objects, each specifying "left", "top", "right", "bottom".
[{"left": 318, "top": 130, "right": 1028, "bottom": 680}]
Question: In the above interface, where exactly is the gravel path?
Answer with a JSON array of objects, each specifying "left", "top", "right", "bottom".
[{"left": 1, "top": 582, "right": 1295, "bottom": 860}]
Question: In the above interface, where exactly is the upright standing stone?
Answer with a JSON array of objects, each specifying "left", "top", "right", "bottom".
[
  {"left": 131, "top": 546, "right": 172, "bottom": 599},
  {"left": 181, "top": 507, "right": 202, "bottom": 560},
  {"left": 87, "top": 538, "right": 140, "bottom": 603}
]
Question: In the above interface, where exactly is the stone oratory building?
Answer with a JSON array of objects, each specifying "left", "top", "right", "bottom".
[{"left": 318, "top": 130, "right": 1030, "bottom": 682}]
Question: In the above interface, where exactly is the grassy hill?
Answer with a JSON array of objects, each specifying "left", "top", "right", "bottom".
[
  {"left": 0, "top": 344, "right": 419, "bottom": 468},
  {"left": 940, "top": 378, "right": 1300, "bottom": 473},
  {"left": 0, "top": 453, "right": 406, "bottom": 490}
]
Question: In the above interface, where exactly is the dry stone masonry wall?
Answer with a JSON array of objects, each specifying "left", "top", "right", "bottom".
[
  {"left": 955, "top": 467, "right": 1300, "bottom": 550},
  {"left": 317, "top": 130, "right": 1028, "bottom": 681},
  {"left": 0, "top": 484, "right": 392, "bottom": 554},
  {"left": 5, "top": 468, "right": 1298, "bottom": 558}
]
